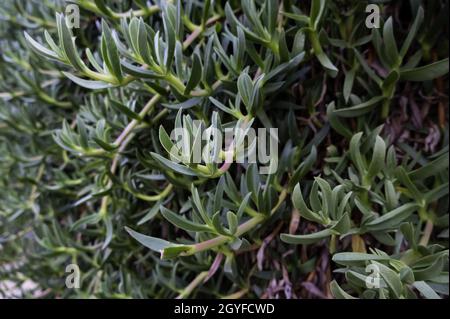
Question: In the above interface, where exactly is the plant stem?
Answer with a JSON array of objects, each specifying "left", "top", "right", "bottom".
[
  {"left": 221, "top": 288, "right": 248, "bottom": 299},
  {"left": 183, "top": 27, "right": 203, "bottom": 50},
  {"left": 27, "top": 163, "right": 45, "bottom": 213},
  {"left": 419, "top": 220, "right": 434, "bottom": 246},
  {"left": 125, "top": 183, "right": 173, "bottom": 201},
  {"left": 329, "top": 234, "right": 337, "bottom": 254},
  {"left": 176, "top": 271, "right": 209, "bottom": 299},
  {"left": 381, "top": 99, "right": 390, "bottom": 119},
  {"left": 184, "top": 189, "right": 288, "bottom": 256},
  {"left": 182, "top": 14, "right": 222, "bottom": 50},
  {"left": 114, "top": 94, "right": 161, "bottom": 146},
  {"left": 99, "top": 95, "right": 161, "bottom": 218},
  {"left": 188, "top": 215, "right": 266, "bottom": 254},
  {"left": 113, "top": 6, "right": 160, "bottom": 19}
]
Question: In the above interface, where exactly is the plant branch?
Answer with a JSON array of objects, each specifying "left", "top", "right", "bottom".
[
  {"left": 183, "top": 189, "right": 288, "bottom": 256},
  {"left": 176, "top": 271, "right": 209, "bottom": 299}
]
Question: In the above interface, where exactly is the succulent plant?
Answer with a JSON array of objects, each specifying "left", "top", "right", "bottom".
[{"left": 0, "top": 0, "right": 448, "bottom": 299}]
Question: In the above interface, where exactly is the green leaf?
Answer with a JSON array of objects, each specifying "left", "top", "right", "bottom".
[
  {"left": 57, "top": 13, "right": 86, "bottom": 72},
  {"left": 110, "top": 99, "right": 141, "bottom": 120},
  {"left": 184, "top": 53, "right": 202, "bottom": 94},
  {"left": 121, "top": 60, "right": 163, "bottom": 79},
  {"left": 310, "top": 0, "right": 326, "bottom": 30},
  {"left": 382, "top": 17, "right": 399, "bottom": 67},
  {"left": 237, "top": 192, "right": 252, "bottom": 219},
  {"left": 424, "top": 183, "right": 449, "bottom": 203},
  {"left": 76, "top": 117, "right": 89, "bottom": 149},
  {"left": 201, "top": 0, "right": 211, "bottom": 27},
  {"left": 162, "top": 97, "right": 203, "bottom": 110},
  {"left": 278, "top": 29, "right": 289, "bottom": 62},
  {"left": 235, "top": 26, "right": 246, "bottom": 70},
  {"left": 306, "top": 27, "right": 338, "bottom": 77},
  {"left": 191, "top": 185, "right": 212, "bottom": 225},
  {"left": 385, "top": 180, "right": 399, "bottom": 211},
  {"left": 102, "top": 20, "right": 123, "bottom": 81},
  {"left": 263, "top": 52, "right": 305, "bottom": 84},
  {"left": 399, "top": 7, "right": 424, "bottom": 58},
  {"left": 94, "top": 0, "right": 114, "bottom": 18},
  {"left": 349, "top": 132, "right": 366, "bottom": 175},
  {"left": 372, "top": 231, "right": 396, "bottom": 246},
  {"left": 327, "top": 102, "right": 352, "bottom": 138},
  {"left": 292, "top": 29, "right": 305, "bottom": 55},
  {"left": 86, "top": 48, "right": 104, "bottom": 73},
  {"left": 241, "top": 0, "right": 266, "bottom": 38},
  {"left": 343, "top": 68, "right": 355, "bottom": 103},
  {"left": 314, "top": 43, "right": 338, "bottom": 77},
  {"left": 24, "top": 32, "right": 59, "bottom": 60},
  {"left": 354, "top": 49, "right": 382, "bottom": 85},
  {"left": 400, "top": 222, "right": 417, "bottom": 250},
  {"left": 92, "top": 136, "right": 119, "bottom": 152},
  {"left": 288, "top": 146, "right": 317, "bottom": 190},
  {"left": 209, "top": 97, "right": 236, "bottom": 116},
  {"left": 212, "top": 211, "right": 229, "bottom": 236},
  {"left": 136, "top": 18, "right": 152, "bottom": 64},
  {"left": 413, "top": 281, "right": 441, "bottom": 299},
  {"left": 400, "top": 59, "right": 449, "bottom": 81},
  {"left": 266, "top": 0, "right": 277, "bottom": 35},
  {"left": 162, "top": 10, "right": 176, "bottom": 70},
  {"left": 332, "top": 252, "right": 390, "bottom": 267},
  {"left": 246, "top": 164, "right": 260, "bottom": 203},
  {"left": 138, "top": 202, "right": 161, "bottom": 225},
  {"left": 372, "top": 261, "right": 403, "bottom": 298},
  {"left": 280, "top": 228, "right": 333, "bottom": 245},
  {"left": 237, "top": 73, "right": 253, "bottom": 111},
  {"left": 399, "top": 266, "right": 415, "bottom": 284},
  {"left": 365, "top": 203, "right": 419, "bottom": 231},
  {"left": 413, "top": 256, "right": 445, "bottom": 281},
  {"left": 334, "top": 96, "right": 384, "bottom": 117},
  {"left": 408, "top": 152, "right": 449, "bottom": 180},
  {"left": 309, "top": 181, "right": 322, "bottom": 213},
  {"left": 125, "top": 226, "right": 189, "bottom": 259},
  {"left": 158, "top": 125, "right": 181, "bottom": 162},
  {"left": 150, "top": 152, "right": 198, "bottom": 176},
  {"left": 331, "top": 212, "right": 351, "bottom": 234},
  {"left": 395, "top": 167, "right": 423, "bottom": 201},
  {"left": 213, "top": 34, "right": 238, "bottom": 75},
  {"left": 62, "top": 72, "right": 112, "bottom": 89},
  {"left": 70, "top": 213, "right": 102, "bottom": 231},
  {"left": 160, "top": 206, "right": 211, "bottom": 232},
  {"left": 44, "top": 29, "right": 62, "bottom": 56},
  {"left": 226, "top": 211, "right": 238, "bottom": 235},
  {"left": 292, "top": 183, "right": 325, "bottom": 224},
  {"left": 282, "top": 12, "right": 310, "bottom": 24},
  {"left": 366, "top": 135, "right": 386, "bottom": 180},
  {"left": 314, "top": 177, "right": 332, "bottom": 217},
  {"left": 330, "top": 280, "right": 358, "bottom": 299}
]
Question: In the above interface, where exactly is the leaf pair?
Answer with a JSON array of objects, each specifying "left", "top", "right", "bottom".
[
  {"left": 333, "top": 7, "right": 448, "bottom": 118},
  {"left": 281, "top": 178, "right": 353, "bottom": 245},
  {"left": 331, "top": 248, "right": 448, "bottom": 299},
  {"left": 25, "top": 14, "right": 124, "bottom": 89},
  {"left": 348, "top": 132, "right": 386, "bottom": 188}
]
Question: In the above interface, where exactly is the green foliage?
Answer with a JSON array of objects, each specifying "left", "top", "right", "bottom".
[{"left": 0, "top": 0, "right": 448, "bottom": 299}]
